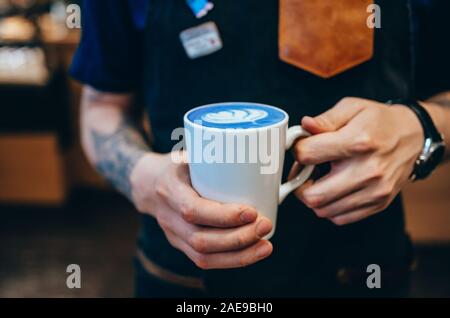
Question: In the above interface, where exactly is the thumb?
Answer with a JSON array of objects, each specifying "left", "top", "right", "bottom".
[{"left": 302, "top": 98, "right": 365, "bottom": 134}]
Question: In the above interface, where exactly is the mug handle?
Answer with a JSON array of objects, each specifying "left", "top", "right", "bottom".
[{"left": 279, "top": 126, "right": 315, "bottom": 204}]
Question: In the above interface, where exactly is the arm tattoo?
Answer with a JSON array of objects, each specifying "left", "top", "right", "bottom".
[{"left": 90, "top": 119, "right": 149, "bottom": 201}]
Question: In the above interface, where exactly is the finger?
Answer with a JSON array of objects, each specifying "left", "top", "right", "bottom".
[
  {"left": 158, "top": 209, "right": 198, "bottom": 242},
  {"left": 299, "top": 161, "right": 369, "bottom": 209},
  {"left": 162, "top": 209, "right": 272, "bottom": 254},
  {"left": 158, "top": 163, "right": 201, "bottom": 212},
  {"left": 329, "top": 204, "right": 382, "bottom": 226},
  {"left": 296, "top": 99, "right": 375, "bottom": 166},
  {"left": 313, "top": 186, "right": 382, "bottom": 218},
  {"left": 301, "top": 97, "right": 365, "bottom": 134},
  {"left": 179, "top": 167, "right": 259, "bottom": 227},
  {"left": 188, "top": 198, "right": 259, "bottom": 227},
  {"left": 294, "top": 129, "right": 351, "bottom": 165},
  {"left": 295, "top": 121, "right": 377, "bottom": 166},
  {"left": 289, "top": 162, "right": 315, "bottom": 203},
  {"left": 159, "top": 170, "right": 258, "bottom": 228},
  {"left": 293, "top": 179, "right": 314, "bottom": 202},
  {"left": 186, "top": 217, "right": 273, "bottom": 254},
  {"left": 179, "top": 238, "right": 274, "bottom": 270},
  {"left": 301, "top": 116, "right": 327, "bottom": 135},
  {"left": 288, "top": 161, "right": 300, "bottom": 180},
  {"left": 164, "top": 228, "right": 187, "bottom": 252}
]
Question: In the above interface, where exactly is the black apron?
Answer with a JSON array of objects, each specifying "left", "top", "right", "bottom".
[{"left": 138, "top": 0, "right": 414, "bottom": 297}]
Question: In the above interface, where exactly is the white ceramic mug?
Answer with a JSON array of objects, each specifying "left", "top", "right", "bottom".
[{"left": 184, "top": 102, "right": 315, "bottom": 238}]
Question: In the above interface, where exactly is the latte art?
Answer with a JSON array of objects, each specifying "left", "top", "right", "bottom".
[
  {"left": 186, "top": 103, "right": 287, "bottom": 129},
  {"left": 202, "top": 109, "right": 269, "bottom": 124}
]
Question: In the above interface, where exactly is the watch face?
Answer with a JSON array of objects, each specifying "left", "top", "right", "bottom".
[
  {"left": 418, "top": 143, "right": 446, "bottom": 179},
  {"left": 430, "top": 144, "right": 446, "bottom": 168}
]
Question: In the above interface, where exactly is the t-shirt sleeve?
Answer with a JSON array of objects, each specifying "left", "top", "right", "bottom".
[
  {"left": 415, "top": 0, "right": 450, "bottom": 99},
  {"left": 70, "top": 0, "right": 143, "bottom": 93}
]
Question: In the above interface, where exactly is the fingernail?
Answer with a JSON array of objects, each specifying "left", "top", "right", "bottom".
[
  {"left": 256, "top": 242, "right": 273, "bottom": 259},
  {"left": 256, "top": 219, "right": 273, "bottom": 238},
  {"left": 240, "top": 209, "right": 257, "bottom": 223}
]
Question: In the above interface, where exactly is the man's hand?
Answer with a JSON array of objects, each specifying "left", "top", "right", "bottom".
[
  {"left": 292, "top": 97, "right": 424, "bottom": 226},
  {"left": 80, "top": 86, "right": 272, "bottom": 270},
  {"left": 130, "top": 153, "right": 274, "bottom": 270}
]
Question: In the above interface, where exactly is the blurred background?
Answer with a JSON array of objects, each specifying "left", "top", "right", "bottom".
[{"left": 0, "top": 0, "right": 449, "bottom": 298}]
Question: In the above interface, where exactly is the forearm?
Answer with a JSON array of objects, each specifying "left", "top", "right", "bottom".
[
  {"left": 80, "top": 86, "right": 151, "bottom": 201},
  {"left": 422, "top": 91, "right": 450, "bottom": 161}
]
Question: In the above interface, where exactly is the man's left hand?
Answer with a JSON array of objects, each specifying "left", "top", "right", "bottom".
[{"left": 292, "top": 97, "right": 424, "bottom": 225}]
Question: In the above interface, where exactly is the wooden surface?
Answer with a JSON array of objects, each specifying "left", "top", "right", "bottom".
[
  {"left": 0, "top": 29, "right": 105, "bottom": 205},
  {"left": 0, "top": 134, "right": 66, "bottom": 205},
  {"left": 404, "top": 162, "right": 450, "bottom": 243}
]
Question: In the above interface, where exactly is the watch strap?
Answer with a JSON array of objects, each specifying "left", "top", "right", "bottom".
[{"left": 387, "top": 99, "right": 443, "bottom": 142}]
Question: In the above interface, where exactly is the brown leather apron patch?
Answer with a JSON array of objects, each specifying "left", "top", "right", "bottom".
[{"left": 279, "top": 0, "right": 374, "bottom": 78}]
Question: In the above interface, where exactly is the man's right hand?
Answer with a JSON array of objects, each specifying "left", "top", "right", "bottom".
[{"left": 130, "top": 153, "right": 274, "bottom": 270}]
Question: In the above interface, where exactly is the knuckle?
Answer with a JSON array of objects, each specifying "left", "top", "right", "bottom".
[
  {"left": 374, "top": 190, "right": 390, "bottom": 202},
  {"left": 238, "top": 255, "right": 251, "bottom": 268},
  {"left": 385, "top": 184, "right": 395, "bottom": 196},
  {"left": 368, "top": 168, "right": 383, "bottom": 182},
  {"left": 303, "top": 194, "right": 322, "bottom": 209},
  {"left": 336, "top": 97, "right": 359, "bottom": 109},
  {"left": 332, "top": 217, "right": 348, "bottom": 226},
  {"left": 233, "top": 233, "right": 247, "bottom": 249},
  {"left": 156, "top": 216, "right": 170, "bottom": 231},
  {"left": 180, "top": 202, "right": 196, "bottom": 223},
  {"left": 193, "top": 253, "right": 210, "bottom": 270},
  {"left": 165, "top": 234, "right": 177, "bottom": 248},
  {"left": 314, "top": 115, "right": 333, "bottom": 130},
  {"left": 339, "top": 97, "right": 355, "bottom": 105},
  {"left": 155, "top": 182, "right": 167, "bottom": 198},
  {"left": 376, "top": 183, "right": 394, "bottom": 201},
  {"left": 294, "top": 189, "right": 303, "bottom": 201},
  {"left": 365, "top": 161, "right": 384, "bottom": 182},
  {"left": 134, "top": 201, "right": 147, "bottom": 214},
  {"left": 295, "top": 143, "right": 311, "bottom": 164},
  {"left": 379, "top": 201, "right": 390, "bottom": 211},
  {"left": 315, "top": 208, "right": 329, "bottom": 219},
  {"left": 236, "top": 205, "right": 248, "bottom": 219},
  {"left": 371, "top": 203, "right": 385, "bottom": 214},
  {"left": 352, "top": 133, "right": 376, "bottom": 153},
  {"left": 189, "top": 232, "right": 208, "bottom": 253}
]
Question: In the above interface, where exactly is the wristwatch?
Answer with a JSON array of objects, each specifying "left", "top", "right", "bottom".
[{"left": 387, "top": 99, "right": 446, "bottom": 181}]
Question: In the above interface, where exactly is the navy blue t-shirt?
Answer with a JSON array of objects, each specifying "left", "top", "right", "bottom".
[
  {"left": 70, "top": 0, "right": 450, "bottom": 97},
  {"left": 70, "top": 0, "right": 148, "bottom": 92}
]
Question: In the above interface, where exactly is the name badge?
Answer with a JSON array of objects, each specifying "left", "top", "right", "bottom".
[{"left": 180, "top": 22, "right": 223, "bottom": 59}]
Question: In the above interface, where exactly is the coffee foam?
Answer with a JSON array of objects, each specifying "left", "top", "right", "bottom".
[{"left": 187, "top": 103, "right": 286, "bottom": 129}]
